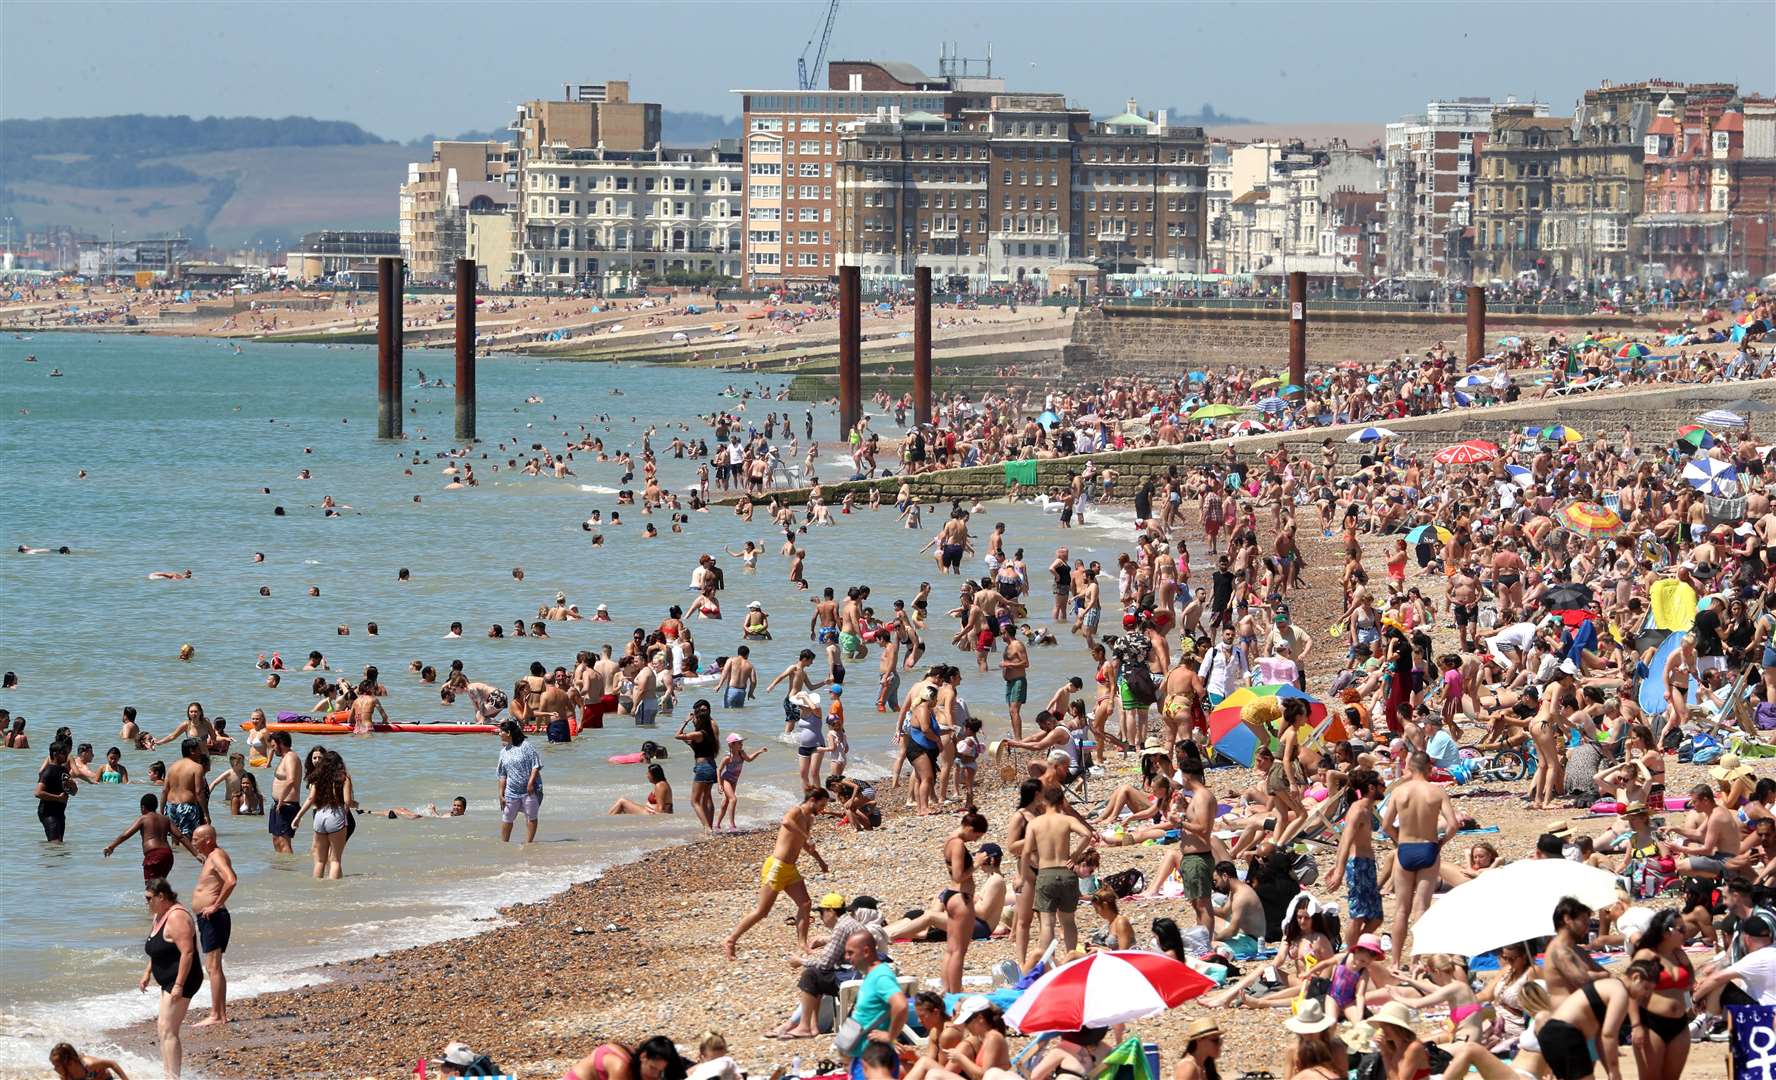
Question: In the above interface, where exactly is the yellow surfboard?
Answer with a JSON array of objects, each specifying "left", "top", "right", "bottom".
[{"left": 1649, "top": 578, "right": 1698, "bottom": 631}]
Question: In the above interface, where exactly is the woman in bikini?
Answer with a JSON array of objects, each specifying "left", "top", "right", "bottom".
[
  {"left": 940, "top": 812, "right": 988, "bottom": 994},
  {"left": 1628, "top": 910, "right": 1693, "bottom": 1080}
]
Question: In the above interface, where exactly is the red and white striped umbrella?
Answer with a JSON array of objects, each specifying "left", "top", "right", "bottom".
[{"left": 1004, "top": 950, "right": 1214, "bottom": 1033}]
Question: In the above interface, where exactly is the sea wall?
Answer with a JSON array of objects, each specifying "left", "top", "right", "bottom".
[
  {"left": 1064, "top": 304, "right": 1670, "bottom": 373},
  {"left": 743, "top": 378, "right": 1776, "bottom": 505}
]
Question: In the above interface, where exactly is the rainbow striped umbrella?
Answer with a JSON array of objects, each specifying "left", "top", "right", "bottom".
[
  {"left": 1616, "top": 342, "right": 1650, "bottom": 359},
  {"left": 1537, "top": 424, "right": 1584, "bottom": 444},
  {"left": 1558, "top": 500, "right": 1624, "bottom": 539}
]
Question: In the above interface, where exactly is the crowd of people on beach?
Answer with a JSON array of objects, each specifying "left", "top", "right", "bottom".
[{"left": 14, "top": 285, "right": 1776, "bottom": 1080}]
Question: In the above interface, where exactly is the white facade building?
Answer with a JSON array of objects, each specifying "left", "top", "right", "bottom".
[{"left": 520, "top": 142, "right": 742, "bottom": 291}]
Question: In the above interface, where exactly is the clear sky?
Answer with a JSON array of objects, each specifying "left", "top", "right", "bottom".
[{"left": 3, "top": 0, "right": 1770, "bottom": 140}]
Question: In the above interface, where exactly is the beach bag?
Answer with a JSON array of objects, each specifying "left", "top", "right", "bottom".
[
  {"left": 1102, "top": 868, "right": 1146, "bottom": 898},
  {"left": 833, "top": 1018, "right": 866, "bottom": 1058},
  {"left": 1626, "top": 858, "right": 1678, "bottom": 900},
  {"left": 1754, "top": 702, "right": 1776, "bottom": 731}
]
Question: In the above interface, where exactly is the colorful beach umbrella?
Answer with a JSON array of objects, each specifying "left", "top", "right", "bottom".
[
  {"left": 1434, "top": 439, "right": 1499, "bottom": 465},
  {"left": 1696, "top": 409, "right": 1747, "bottom": 429},
  {"left": 1191, "top": 403, "right": 1240, "bottom": 419},
  {"left": 1004, "top": 951, "right": 1213, "bottom": 1033},
  {"left": 1252, "top": 396, "right": 1289, "bottom": 414},
  {"left": 1616, "top": 342, "right": 1650, "bottom": 359},
  {"left": 1036, "top": 410, "right": 1061, "bottom": 428},
  {"left": 1345, "top": 426, "right": 1397, "bottom": 444},
  {"left": 1207, "top": 712, "right": 1259, "bottom": 767},
  {"left": 1682, "top": 458, "right": 1739, "bottom": 495},
  {"left": 1456, "top": 374, "right": 1489, "bottom": 388},
  {"left": 1537, "top": 424, "right": 1584, "bottom": 444},
  {"left": 1280, "top": 383, "right": 1306, "bottom": 395},
  {"left": 1209, "top": 685, "right": 1327, "bottom": 730},
  {"left": 1228, "top": 419, "right": 1269, "bottom": 435},
  {"left": 1677, "top": 425, "right": 1715, "bottom": 450},
  {"left": 1558, "top": 500, "right": 1624, "bottom": 539},
  {"left": 1251, "top": 376, "right": 1279, "bottom": 388},
  {"left": 1504, "top": 464, "right": 1535, "bottom": 487},
  {"left": 1405, "top": 524, "right": 1451, "bottom": 545}
]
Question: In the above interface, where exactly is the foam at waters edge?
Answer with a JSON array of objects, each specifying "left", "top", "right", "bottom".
[
  {"left": 0, "top": 845, "right": 662, "bottom": 1078},
  {"left": 578, "top": 484, "right": 621, "bottom": 494}
]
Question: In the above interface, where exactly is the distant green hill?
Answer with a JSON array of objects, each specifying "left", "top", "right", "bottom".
[{"left": 0, "top": 110, "right": 738, "bottom": 249}]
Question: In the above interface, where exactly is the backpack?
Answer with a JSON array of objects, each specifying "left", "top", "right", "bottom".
[{"left": 1123, "top": 663, "right": 1158, "bottom": 707}]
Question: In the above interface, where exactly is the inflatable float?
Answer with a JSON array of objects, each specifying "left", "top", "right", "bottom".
[{"left": 268, "top": 711, "right": 498, "bottom": 735}]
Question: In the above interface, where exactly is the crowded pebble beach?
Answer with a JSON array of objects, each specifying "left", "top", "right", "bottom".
[{"left": 5, "top": 284, "right": 1776, "bottom": 1080}]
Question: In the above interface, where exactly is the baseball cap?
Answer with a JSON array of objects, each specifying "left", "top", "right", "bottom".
[
  {"left": 1557, "top": 658, "right": 1580, "bottom": 676},
  {"left": 1122, "top": 612, "right": 1139, "bottom": 629},
  {"left": 596, "top": 603, "right": 609, "bottom": 612},
  {"left": 726, "top": 732, "right": 744, "bottom": 744},
  {"left": 829, "top": 685, "right": 843, "bottom": 697},
  {"left": 430, "top": 1043, "right": 479, "bottom": 1069},
  {"left": 977, "top": 842, "right": 1003, "bottom": 860},
  {"left": 747, "top": 600, "right": 762, "bottom": 609},
  {"left": 1353, "top": 933, "right": 1386, "bottom": 956},
  {"left": 817, "top": 892, "right": 847, "bottom": 910},
  {"left": 952, "top": 995, "right": 996, "bottom": 1025}
]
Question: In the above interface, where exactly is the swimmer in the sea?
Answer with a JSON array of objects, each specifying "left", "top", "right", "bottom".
[{"left": 148, "top": 570, "right": 193, "bottom": 580}]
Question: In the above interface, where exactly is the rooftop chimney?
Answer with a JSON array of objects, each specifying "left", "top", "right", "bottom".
[{"left": 1126, "top": 97, "right": 1139, "bottom": 115}]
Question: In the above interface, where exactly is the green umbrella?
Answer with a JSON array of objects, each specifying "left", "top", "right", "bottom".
[{"left": 1191, "top": 403, "right": 1241, "bottom": 419}]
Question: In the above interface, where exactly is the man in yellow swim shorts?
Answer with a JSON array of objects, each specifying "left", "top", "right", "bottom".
[{"left": 724, "top": 786, "right": 830, "bottom": 959}]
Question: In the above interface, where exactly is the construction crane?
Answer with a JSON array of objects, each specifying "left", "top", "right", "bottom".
[{"left": 797, "top": 0, "right": 840, "bottom": 91}]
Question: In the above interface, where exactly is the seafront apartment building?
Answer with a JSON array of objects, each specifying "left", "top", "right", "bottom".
[
  {"left": 834, "top": 97, "right": 1209, "bottom": 289},
  {"left": 518, "top": 142, "right": 743, "bottom": 290},
  {"left": 736, "top": 59, "right": 1009, "bottom": 287}
]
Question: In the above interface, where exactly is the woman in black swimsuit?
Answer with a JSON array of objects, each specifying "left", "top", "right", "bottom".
[
  {"left": 140, "top": 877, "right": 201, "bottom": 1078},
  {"left": 941, "top": 812, "right": 988, "bottom": 995}
]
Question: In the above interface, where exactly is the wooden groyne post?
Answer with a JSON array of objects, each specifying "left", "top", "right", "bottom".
[
  {"left": 1287, "top": 270, "right": 1307, "bottom": 389},
  {"left": 838, "top": 264, "right": 861, "bottom": 440},
  {"left": 1466, "top": 285, "right": 1486, "bottom": 367},
  {"left": 455, "top": 258, "right": 477, "bottom": 442},
  {"left": 913, "top": 265, "right": 933, "bottom": 426},
  {"left": 376, "top": 257, "right": 403, "bottom": 439}
]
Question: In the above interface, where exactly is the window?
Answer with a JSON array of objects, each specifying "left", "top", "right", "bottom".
[
  {"left": 749, "top": 207, "right": 780, "bottom": 221},
  {"left": 751, "top": 118, "right": 783, "bottom": 131},
  {"left": 750, "top": 163, "right": 780, "bottom": 176},
  {"left": 799, "top": 162, "right": 821, "bottom": 176}
]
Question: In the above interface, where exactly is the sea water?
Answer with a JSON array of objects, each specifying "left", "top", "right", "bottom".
[{"left": 0, "top": 333, "right": 1144, "bottom": 1075}]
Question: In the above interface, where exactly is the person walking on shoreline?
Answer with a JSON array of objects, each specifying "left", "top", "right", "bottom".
[
  {"left": 267, "top": 731, "right": 300, "bottom": 854},
  {"left": 495, "top": 719, "right": 543, "bottom": 844},
  {"left": 189, "top": 824, "right": 236, "bottom": 1027},
  {"left": 140, "top": 877, "right": 201, "bottom": 1079},
  {"left": 288, "top": 750, "right": 353, "bottom": 879},
  {"left": 724, "top": 786, "right": 830, "bottom": 959},
  {"left": 104, "top": 792, "right": 197, "bottom": 882}
]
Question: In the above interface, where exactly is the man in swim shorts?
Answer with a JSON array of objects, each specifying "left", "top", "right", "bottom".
[
  {"left": 1026, "top": 786, "right": 1094, "bottom": 957},
  {"left": 725, "top": 786, "right": 830, "bottom": 959},
  {"left": 190, "top": 824, "right": 237, "bottom": 1026},
  {"left": 1382, "top": 751, "right": 1461, "bottom": 966},
  {"left": 1324, "top": 768, "right": 1385, "bottom": 944},
  {"left": 717, "top": 646, "right": 756, "bottom": 709},
  {"left": 267, "top": 731, "right": 301, "bottom": 854},
  {"left": 164, "top": 738, "right": 210, "bottom": 838}
]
